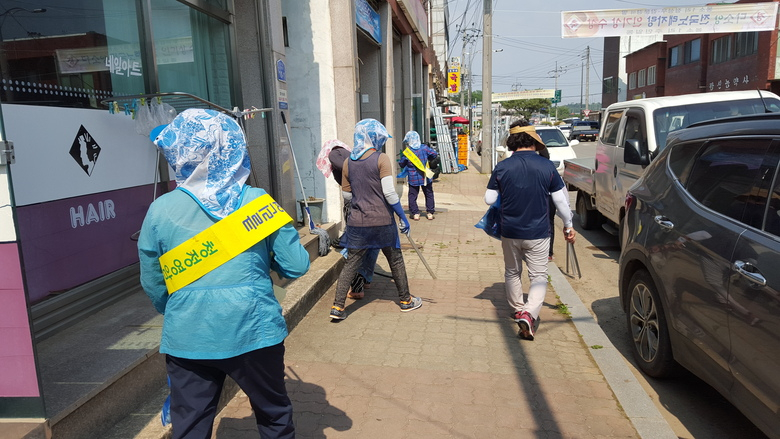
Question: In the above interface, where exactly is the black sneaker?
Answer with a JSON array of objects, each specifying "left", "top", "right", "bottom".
[
  {"left": 518, "top": 312, "right": 535, "bottom": 340},
  {"left": 399, "top": 296, "right": 423, "bottom": 312},
  {"left": 330, "top": 306, "right": 347, "bottom": 320}
]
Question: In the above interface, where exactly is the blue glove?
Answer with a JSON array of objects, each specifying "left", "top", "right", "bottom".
[{"left": 391, "top": 202, "right": 410, "bottom": 235}]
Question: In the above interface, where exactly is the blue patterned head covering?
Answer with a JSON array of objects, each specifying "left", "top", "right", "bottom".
[
  {"left": 351, "top": 119, "right": 391, "bottom": 160},
  {"left": 403, "top": 131, "right": 421, "bottom": 150},
  {"left": 151, "top": 108, "right": 250, "bottom": 219}
]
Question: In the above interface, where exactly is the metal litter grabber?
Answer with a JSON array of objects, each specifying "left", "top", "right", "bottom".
[
  {"left": 565, "top": 241, "right": 581, "bottom": 279},
  {"left": 405, "top": 231, "right": 437, "bottom": 279},
  {"left": 280, "top": 111, "right": 330, "bottom": 256}
]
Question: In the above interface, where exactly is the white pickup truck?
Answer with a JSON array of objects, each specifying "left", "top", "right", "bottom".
[{"left": 563, "top": 90, "right": 780, "bottom": 235}]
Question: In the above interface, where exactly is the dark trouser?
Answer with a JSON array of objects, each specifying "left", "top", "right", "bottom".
[
  {"left": 333, "top": 247, "right": 411, "bottom": 309},
  {"left": 166, "top": 343, "right": 294, "bottom": 439},
  {"left": 408, "top": 183, "right": 435, "bottom": 215},
  {"left": 549, "top": 197, "right": 556, "bottom": 257}
]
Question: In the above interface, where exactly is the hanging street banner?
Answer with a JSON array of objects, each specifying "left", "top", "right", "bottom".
[
  {"left": 492, "top": 89, "right": 555, "bottom": 102},
  {"left": 562, "top": 2, "right": 779, "bottom": 38},
  {"left": 448, "top": 63, "right": 461, "bottom": 94}
]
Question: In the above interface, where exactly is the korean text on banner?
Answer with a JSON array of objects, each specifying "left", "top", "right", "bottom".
[{"left": 562, "top": 3, "right": 779, "bottom": 38}]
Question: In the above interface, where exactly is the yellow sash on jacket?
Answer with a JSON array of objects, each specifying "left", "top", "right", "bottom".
[
  {"left": 402, "top": 147, "right": 434, "bottom": 179},
  {"left": 159, "top": 194, "right": 292, "bottom": 294}
]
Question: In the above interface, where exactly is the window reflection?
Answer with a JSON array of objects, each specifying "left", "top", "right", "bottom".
[
  {"left": 152, "top": 0, "right": 233, "bottom": 110},
  {"left": 0, "top": 0, "right": 142, "bottom": 108},
  {"left": 0, "top": 0, "right": 233, "bottom": 110}
]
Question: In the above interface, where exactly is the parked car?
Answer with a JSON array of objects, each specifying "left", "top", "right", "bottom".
[
  {"left": 564, "top": 90, "right": 780, "bottom": 233},
  {"left": 536, "top": 126, "right": 578, "bottom": 175},
  {"left": 569, "top": 121, "right": 599, "bottom": 142},
  {"left": 619, "top": 112, "right": 780, "bottom": 439},
  {"left": 558, "top": 124, "right": 572, "bottom": 139},
  {"left": 495, "top": 126, "right": 577, "bottom": 175}
]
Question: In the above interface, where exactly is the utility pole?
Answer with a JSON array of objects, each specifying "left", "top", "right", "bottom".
[
  {"left": 480, "top": 0, "right": 492, "bottom": 172},
  {"left": 580, "top": 56, "right": 584, "bottom": 118},
  {"left": 585, "top": 45, "right": 590, "bottom": 113},
  {"left": 459, "top": 36, "right": 467, "bottom": 117},
  {"left": 548, "top": 62, "right": 567, "bottom": 122},
  {"left": 467, "top": 61, "right": 473, "bottom": 145}
]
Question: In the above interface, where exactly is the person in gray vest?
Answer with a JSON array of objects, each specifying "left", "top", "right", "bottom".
[
  {"left": 330, "top": 119, "right": 423, "bottom": 320},
  {"left": 317, "top": 139, "right": 379, "bottom": 299}
]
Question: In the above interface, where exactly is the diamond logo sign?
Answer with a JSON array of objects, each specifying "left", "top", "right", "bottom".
[
  {"left": 565, "top": 16, "right": 581, "bottom": 32},
  {"left": 752, "top": 10, "right": 769, "bottom": 25},
  {"left": 69, "top": 125, "right": 101, "bottom": 176}
]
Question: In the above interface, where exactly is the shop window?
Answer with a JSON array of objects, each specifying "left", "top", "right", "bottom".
[
  {"left": 648, "top": 65, "right": 656, "bottom": 85},
  {"left": 0, "top": 1, "right": 143, "bottom": 108},
  {"left": 152, "top": 0, "right": 233, "bottom": 110},
  {"left": 638, "top": 69, "right": 646, "bottom": 88},
  {"left": 0, "top": 0, "right": 234, "bottom": 110},
  {"left": 628, "top": 72, "right": 636, "bottom": 90}
]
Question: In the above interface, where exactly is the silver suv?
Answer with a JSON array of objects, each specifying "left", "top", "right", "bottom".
[{"left": 620, "top": 112, "right": 780, "bottom": 438}]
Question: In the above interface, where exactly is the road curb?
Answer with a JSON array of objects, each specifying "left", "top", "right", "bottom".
[{"left": 549, "top": 264, "right": 677, "bottom": 439}]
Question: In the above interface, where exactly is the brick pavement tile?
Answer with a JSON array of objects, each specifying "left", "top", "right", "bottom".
[{"left": 210, "top": 167, "right": 640, "bottom": 439}]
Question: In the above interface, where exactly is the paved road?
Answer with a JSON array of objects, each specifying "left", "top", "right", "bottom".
[{"left": 559, "top": 140, "right": 767, "bottom": 439}]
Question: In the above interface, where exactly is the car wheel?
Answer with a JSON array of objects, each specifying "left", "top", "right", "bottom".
[
  {"left": 576, "top": 192, "right": 600, "bottom": 230},
  {"left": 626, "top": 269, "right": 679, "bottom": 378}
]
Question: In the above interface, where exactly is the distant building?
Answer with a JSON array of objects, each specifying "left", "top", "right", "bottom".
[
  {"left": 614, "top": 0, "right": 780, "bottom": 101},
  {"left": 625, "top": 41, "right": 667, "bottom": 99}
]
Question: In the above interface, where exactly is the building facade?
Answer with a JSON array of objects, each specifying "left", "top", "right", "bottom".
[
  {"left": 625, "top": 41, "right": 667, "bottom": 99},
  {"left": 616, "top": 0, "right": 780, "bottom": 102},
  {"left": 0, "top": 0, "right": 445, "bottom": 430}
]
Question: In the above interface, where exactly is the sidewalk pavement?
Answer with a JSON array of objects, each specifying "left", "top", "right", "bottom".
[{"left": 206, "top": 160, "right": 677, "bottom": 438}]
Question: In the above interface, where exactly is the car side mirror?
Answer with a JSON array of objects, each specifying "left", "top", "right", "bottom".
[
  {"left": 624, "top": 138, "right": 650, "bottom": 166},
  {"left": 569, "top": 139, "right": 580, "bottom": 146}
]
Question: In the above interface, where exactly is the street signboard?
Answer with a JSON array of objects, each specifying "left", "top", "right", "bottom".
[
  {"left": 551, "top": 89, "right": 562, "bottom": 104},
  {"left": 448, "top": 65, "right": 461, "bottom": 94},
  {"left": 492, "top": 89, "right": 555, "bottom": 102}
]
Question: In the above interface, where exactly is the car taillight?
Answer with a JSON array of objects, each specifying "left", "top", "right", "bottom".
[{"left": 625, "top": 191, "right": 636, "bottom": 212}]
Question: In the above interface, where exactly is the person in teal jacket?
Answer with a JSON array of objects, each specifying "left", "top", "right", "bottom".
[{"left": 138, "top": 108, "right": 309, "bottom": 439}]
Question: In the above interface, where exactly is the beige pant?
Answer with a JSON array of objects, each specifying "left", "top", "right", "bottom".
[{"left": 501, "top": 237, "right": 549, "bottom": 319}]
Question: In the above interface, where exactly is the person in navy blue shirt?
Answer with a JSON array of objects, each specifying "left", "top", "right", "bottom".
[
  {"left": 484, "top": 119, "right": 576, "bottom": 340},
  {"left": 399, "top": 131, "right": 439, "bottom": 220}
]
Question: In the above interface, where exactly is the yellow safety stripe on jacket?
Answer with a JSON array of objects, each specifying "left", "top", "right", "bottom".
[
  {"left": 402, "top": 147, "right": 434, "bottom": 180},
  {"left": 159, "top": 194, "right": 293, "bottom": 294}
]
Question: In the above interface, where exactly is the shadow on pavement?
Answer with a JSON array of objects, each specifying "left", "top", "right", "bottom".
[
  {"left": 473, "top": 282, "right": 565, "bottom": 436},
  {"left": 214, "top": 373, "right": 352, "bottom": 439}
]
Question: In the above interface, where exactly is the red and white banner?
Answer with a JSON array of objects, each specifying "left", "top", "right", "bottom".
[{"left": 562, "top": 3, "right": 779, "bottom": 38}]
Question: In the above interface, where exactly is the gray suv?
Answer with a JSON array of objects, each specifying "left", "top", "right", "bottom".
[{"left": 619, "top": 112, "right": 780, "bottom": 438}]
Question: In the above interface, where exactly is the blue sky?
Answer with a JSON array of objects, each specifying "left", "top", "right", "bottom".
[{"left": 447, "top": 0, "right": 711, "bottom": 106}]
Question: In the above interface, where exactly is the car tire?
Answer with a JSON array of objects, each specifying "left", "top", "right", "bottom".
[
  {"left": 576, "top": 192, "right": 600, "bottom": 230},
  {"left": 626, "top": 269, "right": 679, "bottom": 378}
]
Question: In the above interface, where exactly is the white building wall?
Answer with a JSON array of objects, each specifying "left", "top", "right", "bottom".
[
  {"left": 282, "top": 0, "right": 343, "bottom": 223},
  {"left": 430, "top": 0, "right": 449, "bottom": 72}
]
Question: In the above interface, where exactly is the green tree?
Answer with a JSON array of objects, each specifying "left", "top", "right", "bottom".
[
  {"left": 554, "top": 105, "right": 572, "bottom": 121},
  {"left": 450, "top": 90, "right": 482, "bottom": 105},
  {"left": 501, "top": 98, "right": 551, "bottom": 120}
]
